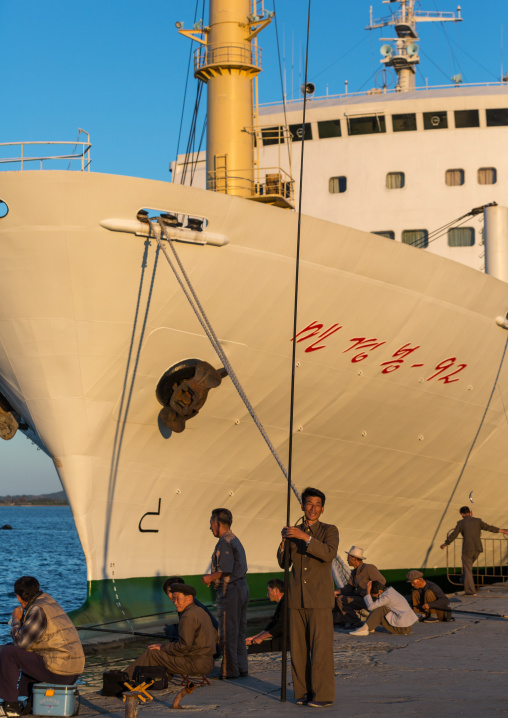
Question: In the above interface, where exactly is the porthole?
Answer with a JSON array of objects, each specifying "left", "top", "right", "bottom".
[{"left": 0, "top": 201, "right": 8, "bottom": 218}]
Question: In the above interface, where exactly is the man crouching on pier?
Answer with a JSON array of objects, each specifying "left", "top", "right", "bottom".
[
  {"left": 126, "top": 584, "right": 217, "bottom": 681},
  {"left": 0, "top": 576, "right": 85, "bottom": 717}
]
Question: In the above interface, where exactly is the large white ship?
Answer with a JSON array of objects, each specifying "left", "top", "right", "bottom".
[{"left": 1, "top": 0, "right": 508, "bottom": 627}]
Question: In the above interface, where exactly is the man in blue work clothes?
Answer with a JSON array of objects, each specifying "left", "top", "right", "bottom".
[
  {"left": 278, "top": 487, "right": 339, "bottom": 708},
  {"left": 202, "top": 508, "right": 249, "bottom": 679}
]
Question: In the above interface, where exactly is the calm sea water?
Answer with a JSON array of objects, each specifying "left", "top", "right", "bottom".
[{"left": 0, "top": 506, "right": 87, "bottom": 643}]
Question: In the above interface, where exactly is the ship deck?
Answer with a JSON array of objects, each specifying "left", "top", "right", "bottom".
[{"left": 76, "top": 583, "right": 508, "bottom": 716}]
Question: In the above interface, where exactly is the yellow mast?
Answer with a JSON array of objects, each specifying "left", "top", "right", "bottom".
[{"left": 179, "top": 0, "right": 273, "bottom": 198}]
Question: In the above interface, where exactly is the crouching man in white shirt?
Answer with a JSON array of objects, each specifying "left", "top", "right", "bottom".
[{"left": 350, "top": 580, "right": 419, "bottom": 636}]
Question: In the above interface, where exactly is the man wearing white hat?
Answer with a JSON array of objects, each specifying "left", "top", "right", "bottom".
[{"left": 334, "top": 546, "right": 385, "bottom": 628}]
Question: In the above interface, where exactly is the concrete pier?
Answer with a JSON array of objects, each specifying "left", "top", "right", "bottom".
[{"left": 77, "top": 584, "right": 508, "bottom": 717}]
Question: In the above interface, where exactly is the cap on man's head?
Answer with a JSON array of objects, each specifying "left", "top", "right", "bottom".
[
  {"left": 346, "top": 546, "right": 365, "bottom": 560},
  {"left": 406, "top": 570, "right": 424, "bottom": 582},
  {"left": 170, "top": 583, "right": 196, "bottom": 597}
]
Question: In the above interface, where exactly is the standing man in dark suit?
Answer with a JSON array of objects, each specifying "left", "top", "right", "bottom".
[
  {"left": 440, "top": 506, "right": 508, "bottom": 595},
  {"left": 278, "top": 487, "right": 339, "bottom": 708},
  {"left": 202, "top": 508, "right": 249, "bottom": 679},
  {"left": 246, "top": 578, "right": 286, "bottom": 653}
]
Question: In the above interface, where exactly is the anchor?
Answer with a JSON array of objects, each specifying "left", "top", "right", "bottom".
[
  {"left": 0, "top": 393, "right": 19, "bottom": 441},
  {"left": 156, "top": 359, "right": 227, "bottom": 433}
]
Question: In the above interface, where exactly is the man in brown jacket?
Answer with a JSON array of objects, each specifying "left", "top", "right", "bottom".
[
  {"left": 334, "top": 546, "right": 385, "bottom": 628},
  {"left": 440, "top": 506, "right": 508, "bottom": 595},
  {"left": 126, "top": 584, "right": 217, "bottom": 680},
  {"left": 278, "top": 486, "right": 339, "bottom": 708},
  {"left": 0, "top": 576, "right": 84, "bottom": 717}
]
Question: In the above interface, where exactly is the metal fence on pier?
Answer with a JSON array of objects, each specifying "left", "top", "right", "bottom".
[{"left": 446, "top": 536, "right": 508, "bottom": 588}]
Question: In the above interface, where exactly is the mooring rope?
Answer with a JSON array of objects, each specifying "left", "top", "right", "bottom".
[{"left": 146, "top": 217, "right": 300, "bottom": 501}]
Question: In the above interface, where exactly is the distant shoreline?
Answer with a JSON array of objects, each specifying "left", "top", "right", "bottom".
[
  {"left": 0, "top": 503, "right": 68, "bottom": 507},
  {"left": 0, "top": 491, "right": 67, "bottom": 507}
]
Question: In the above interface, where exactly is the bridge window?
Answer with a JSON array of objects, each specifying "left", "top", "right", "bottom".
[
  {"left": 423, "top": 111, "right": 448, "bottom": 130},
  {"left": 329, "top": 176, "right": 347, "bottom": 194},
  {"left": 486, "top": 109, "right": 508, "bottom": 126},
  {"left": 448, "top": 227, "right": 475, "bottom": 247},
  {"left": 386, "top": 172, "right": 405, "bottom": 189},
  {"left": 318, "top": 120, "right": 342, "bottom": 139},
  {"left": 402, "top": 230, "right": 428, "bottom": 248},
  {"left": 372, "top": 231, "right": 395, "bottom": 239},
  {"left": 261, "top": 126, "right": 285, "bottom": 146},
  {"left": 454, "top": 110, "right": 480, "bottom": 128},
  {"left": 478, "top": 167, "right": 497, "bottom": 185},
  {"left": 289, "top": 122, "right": 312, "bottom": 142},
  {"left": 445, "top": 169, "right": 464, "bottom": 186},
  {"left": 392, "top": 113, "right": 417, "bottom": 132},
  {"left": 348, "top": 115, "right": 386, "bottom": 136}
]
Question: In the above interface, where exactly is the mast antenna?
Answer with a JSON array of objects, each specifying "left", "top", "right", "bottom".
[{"left": 366, "top": 0, "right": 462, "bottom": 92}]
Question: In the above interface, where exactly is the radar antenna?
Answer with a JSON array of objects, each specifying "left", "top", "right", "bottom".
[{"left": 366, "top": 0, "right": 462, "bottom": 92}]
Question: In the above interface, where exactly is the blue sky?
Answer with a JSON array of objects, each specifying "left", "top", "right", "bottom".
[{"left": 0, "top": 0, "right": 506, "bottom": 493}]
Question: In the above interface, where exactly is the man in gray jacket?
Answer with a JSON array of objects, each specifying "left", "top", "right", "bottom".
[
  {"left": 350, "top": 580, "right": 418, "bottom": 636},
  {"left": 407, "top": 570, "right": 452, "bottom": 622},
  {"left": 202, "top": 508, "right": 249, "bottom": 679},
  {"left": 440, "top": 507, "right": 508, "bottom": 595},
  {"left": 334, "top": 546, "right": 385, "bottom": 628}
]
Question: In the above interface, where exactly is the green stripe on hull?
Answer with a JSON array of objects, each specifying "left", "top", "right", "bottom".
[
  {"left": 68, "top": 572, "right": 276, "bottom": 626},
  {"left": 68, "top": 566, "right": 504, "bottom": 629}
]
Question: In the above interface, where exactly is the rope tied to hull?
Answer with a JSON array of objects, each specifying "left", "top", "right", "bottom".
[
  {"left": 147, "top": 211, "right": 351, "bottom": 588},
  {"left": 146, "top": 216, "right": 300, "bottom": 498}
]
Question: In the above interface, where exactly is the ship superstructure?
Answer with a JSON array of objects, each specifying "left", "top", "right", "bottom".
[
  {"left": 0, "top": 0, "right": 508, "bottom": 627},
  {"left": 173, "top": 1, "right": 508, "bottom": 272}
]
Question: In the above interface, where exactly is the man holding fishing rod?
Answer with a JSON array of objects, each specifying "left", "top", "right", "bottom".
[
  {"left": 278, "top": 487, "right": 339, "bottom": 708},
  {"left": 0, "top": 576, "right": 84, "bottom": 717}
]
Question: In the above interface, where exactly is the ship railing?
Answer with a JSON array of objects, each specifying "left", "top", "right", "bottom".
[
  {"left": 371, "top": 10, "right": 458, "bottom": 26},
  {"left": 445, "top": 536, "right": 508, "bottom": 588},
  {"left": 253, "top": 167, "right": 294, "bottom": 203},
  {"left": 206, "top": 169, "right": 253, "bottom": 195},
  {"left": 0, "top": 131, "right": 91, "bottom": 171},
  {"left": 194, "top": 43, "right": 261, "bottom": 72},
  {"left": 206, "top": 166, "right": 294, "bottom": 205},
  {"left": 259, "top": 81, "right": 508, "bottom": 108}
]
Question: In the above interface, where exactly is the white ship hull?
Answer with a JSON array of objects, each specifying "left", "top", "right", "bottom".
[{"left": 1, "top": 169, "right": 508, "bottom": 622}]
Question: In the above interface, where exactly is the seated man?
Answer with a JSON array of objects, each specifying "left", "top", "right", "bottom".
[
  {"left": 407, "top": 570, "right": 453, "bottom": 622},
  {"left": 334, "top": 546, "right": 386, "bottom": 629},
  {"left": 163, "top": 576, "right": 219, "bottom": 640},
  {"left": 126, "top": 584, "right": 217, "bottom": 681},
  {"left": 350, "top": 580, "right": 419, "bottom": 636},
  {"left": 246, "top": 579, "right": 287, "bottom": 654},
  {"left": 0, "top": 576, "right": 85, "bottom": 717}
]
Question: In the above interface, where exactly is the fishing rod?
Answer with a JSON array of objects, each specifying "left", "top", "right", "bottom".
[
  {"left": 280, "top": 0, "right": 313, "bottom": 705},
  {"left": 0, "top": 619, "right": 166, "bottom": 638},
  {"left": 75, "top": 626, "right": 166, "bottom": 639},
  {"left": 441, "top": 607, "right": 508, "bottom": 619}
]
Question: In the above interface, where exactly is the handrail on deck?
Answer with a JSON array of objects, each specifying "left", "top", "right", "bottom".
[
  {"left": 0, "top": 130, "right": 92, "bottom": 171},
  {"left": 259, "top": 81, "right": 508, "bottom": 108}
]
